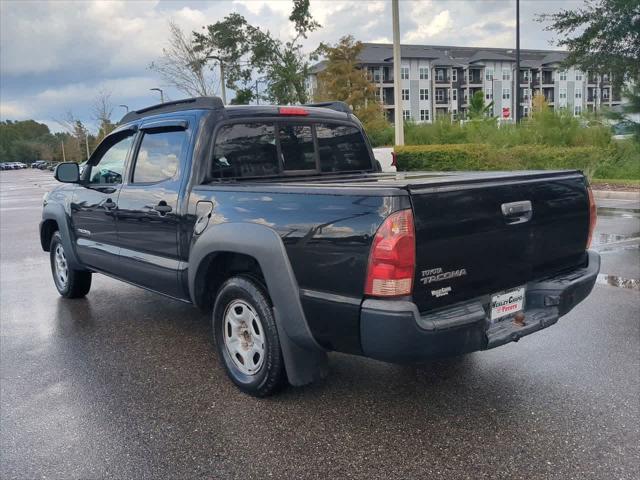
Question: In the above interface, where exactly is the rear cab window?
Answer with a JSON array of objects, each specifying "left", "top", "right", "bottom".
[{"left": 208, "top": 119, "right": 373, "bottom": 180}]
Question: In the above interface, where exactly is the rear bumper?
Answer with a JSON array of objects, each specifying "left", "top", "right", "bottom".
[{"left": 360, "top": 250, "right": 600, "bottom": 363}]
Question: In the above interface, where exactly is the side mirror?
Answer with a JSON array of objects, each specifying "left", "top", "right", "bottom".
[{"left": 54, "top": 162, "right": 80, "bottom": 183}]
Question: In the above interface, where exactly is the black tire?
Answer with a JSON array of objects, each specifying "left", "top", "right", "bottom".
[
  {"left": 212, "top": 276, "right": 285, "bottom": 397},
  {"left": 49, "top": 231, "right": 92, "bottom": 298}
]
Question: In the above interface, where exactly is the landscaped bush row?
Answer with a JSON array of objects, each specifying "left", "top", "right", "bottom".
[{"left": 395, "top": 143, "right": 640, "bottom": 180}]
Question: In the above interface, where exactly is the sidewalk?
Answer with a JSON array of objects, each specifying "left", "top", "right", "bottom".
[{"left": 592, "top": 189, "right": 640, "bottom": 201}]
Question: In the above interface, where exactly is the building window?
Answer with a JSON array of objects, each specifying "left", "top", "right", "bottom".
[
  {"left": 575, "top": 71, "right": 583, "bottom": 81},
  {"left": 420, "top": 109, "right": 430, "bottom": 121},
  {"left": 486, "top": 88, "right": 493, "bottom": 100},
  {"left": 452, "top": 109, "right": 458, "bottom": 120},
  {"left": 521, "top": 70, "right": 530, "bottom": 82},
  {"left": 574, "top": 105, "right": 582, "bottom": 116},
  {"left": 559, "top": 88, "right": 567, "bottom": 99},
  {"left": 575, "top": 91, "right": 582, "bottom": 99},
  {"left": 502, "top": 68, "right": 511, "bottom": 81},
  {"left": 419, "top": 67, "right": 429, "bottom": 80},
  {"left": 401, "top": 89, "right": 410, "bottom": 101},
  {"left": 502, "top": 88, "right": 510, "bottom": 100},
  {"left": 523, "top": 88, "right": 530, "bottom": 100},
  {"left": 485, "top": 68, "right": 494, "bottom": 81},
  {"left": 452, "top": 89, "right": 457, "bottom": 101},
  {"left": 419, "top": 88, "right": 429, "bottom": 101},
  {"left": 400, "top": 67, "right": 409, "bottom": 80},
  {"left": 403, "top": 109, "right": 411, "bottom": 121},
  {"left": 436, "top": 89, "right": 445, "bottom": 102},
  {"left": 523, "top": 105, "right": 530, "bottom": 118},
  {"left": 603, "top": 73, "right": 609, "bottom": 82},
  {"left": 559, "top": 71, "right": 567, "bottom": 81},
  {"left": 602, "top": 88, "right": 609, "bottom": 99},
  {"left": 436, "top": 69, "right": 445, "bottom": 82},
  {"left": 452, "top": 69, "right": 457, "bottom": 82}
]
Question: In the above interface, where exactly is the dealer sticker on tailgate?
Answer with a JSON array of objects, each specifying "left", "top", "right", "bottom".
[{"left": 490, "top": 287, "right": 525, "bottom": 322}]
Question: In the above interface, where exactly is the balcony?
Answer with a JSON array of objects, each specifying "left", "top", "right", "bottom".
[
  {"left": 435, "top": 96, "right": 449, "bottom": 105},
  {"left": 435, "top": 76, "right": 451, "bottom": 84}
]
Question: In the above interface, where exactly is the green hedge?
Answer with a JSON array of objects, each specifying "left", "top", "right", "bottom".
[{"left": 394, "top": 144, "right": 619, "bottom": 179}]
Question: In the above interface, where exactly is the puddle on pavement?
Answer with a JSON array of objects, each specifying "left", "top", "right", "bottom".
[
  {"left": 597, "top": 207, "right": 640, "bottom": 218},
  {"left": 596, "top": 274, "right": 640, "bottom": 290}
]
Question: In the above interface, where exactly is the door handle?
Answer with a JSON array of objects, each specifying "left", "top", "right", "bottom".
[
  {"left": 153, "top": 201, "right": 173, "bottom": 215},
  {"left": 103, "top": 199, "right": 116, "bottom": 210},
  {"left": 501, "top": 200, "right": 533, "bottom": 225}
]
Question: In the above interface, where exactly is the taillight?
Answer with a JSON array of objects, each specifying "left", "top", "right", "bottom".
[
  {"left": 586, "top": 186, "right": 597, "bottom": 248},
  {"left": 279, "top": 106, "right": 308, "bottom": 116},
  {"left": 391, "top": 151, "right": 397, "bottom": 167},
  {"left": 365, "top": 209, "right": 416, "bottom": 297}
]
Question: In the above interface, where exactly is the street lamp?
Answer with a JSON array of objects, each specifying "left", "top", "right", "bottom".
[
  {"left": 119, "top": 104, "right": 129, "bottom": 113},
  {"left": 150, "top": 88, "right": 164, "bottom": 103}
]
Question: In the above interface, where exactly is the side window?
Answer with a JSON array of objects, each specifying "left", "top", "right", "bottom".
[
  {"left": 212, "top": 123, "right": 278, "bottom": 179},
  {"left": 316, "top": 124, "right": 372, "bottom": 172},
  {"left": 89, "top": 133, "right": 134, "bottom": 185},
  {"left": 278, "top": 124, "right": 315, "bottom": 171},
  {"left": 132, "top": 130, "right": 184, "bottom": 183}
]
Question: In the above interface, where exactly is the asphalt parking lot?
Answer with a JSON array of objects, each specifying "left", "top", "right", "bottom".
[{"left": 1, "top": 169, "right": 638, "bottom": 479}]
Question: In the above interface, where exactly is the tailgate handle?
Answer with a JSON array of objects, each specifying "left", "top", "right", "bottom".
[{"left": 501, "top": 201, "right": 532, "bottom": 225}]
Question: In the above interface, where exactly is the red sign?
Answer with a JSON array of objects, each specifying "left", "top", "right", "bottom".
[{"left": 502, "top": 107, "right": 510, "bottom": 118}]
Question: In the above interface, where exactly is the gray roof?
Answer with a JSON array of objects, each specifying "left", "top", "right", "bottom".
[
  {"left": 468, "top": 50, "right": 515, "bottom": 63},
  {"left": 311, "top": 42, "right": 568, "bottom": 72},
  {"left": 540, "top": 52, "right": 569, "bottom": 66}
]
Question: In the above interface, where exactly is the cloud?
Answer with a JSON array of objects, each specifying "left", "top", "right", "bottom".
[
  {"left": 403, "top": 10, "right": 452, "bottom": 42},
  {"left": 0, "top": 0, "right": 587, "bottom": 131}
]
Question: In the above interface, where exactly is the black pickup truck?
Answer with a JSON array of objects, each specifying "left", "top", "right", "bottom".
[{"left": 41, "top": 97, "right": 600, "bottom": 396}]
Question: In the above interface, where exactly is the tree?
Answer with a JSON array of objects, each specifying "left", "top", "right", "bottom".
[
  {"left": 313, "top": 36, "right": 387, "bottom": 130},
  {"left": 92, "top": 90, "right": 115, "bottom": 140},
  {"left": 193, "top": 13, "right": 253, "bottom": 103},
  {"left": 538, "top": 0, "right": 640, "bottom": 82},
  {"left": 248, "top": 0, "right": 320, "bottom": 104},
  {"left": 0, "top": 120, "right": 58, "bottom": 163},
  {"left": 467, "top": 90, "right": 494, "bottom": 120},
  {"left": 150, "top": 21, "right": 219, "bottom": 98}
]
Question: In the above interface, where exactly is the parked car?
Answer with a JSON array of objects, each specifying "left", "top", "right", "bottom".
[
  {"left": 47, "top": 163, "right": 59, "bottom": 171},
  {"left": 32, "top": 160, "right": 48, "bottom": 169},
  {"left": 40, "top": 97, "right": 600, "bottom": 397},
  {"left": 15, "top": 162, "right": 27, "bottom": 169},
  {"left": 0, "top": 162, "right": 10, "bottom": 170}
]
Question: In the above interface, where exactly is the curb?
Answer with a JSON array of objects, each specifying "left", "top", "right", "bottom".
[{"left": 592, "top": 190, "right": 640, "bottom": 201}]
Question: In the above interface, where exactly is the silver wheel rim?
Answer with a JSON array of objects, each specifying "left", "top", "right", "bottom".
[
  {"left": 223, "top": 300, "right": 265, "bottom": 376},
  {"left": 53, "top": 244, "right": 69, "bottom": 289}
]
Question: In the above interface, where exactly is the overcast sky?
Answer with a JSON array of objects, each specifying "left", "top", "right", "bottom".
[{"left": 0, "top": 0, "right": 584, "bottom": 132}]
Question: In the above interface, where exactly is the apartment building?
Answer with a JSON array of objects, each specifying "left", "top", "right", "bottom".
[{"left": 307, "top": 43, "right": 623, "bottom": 123}]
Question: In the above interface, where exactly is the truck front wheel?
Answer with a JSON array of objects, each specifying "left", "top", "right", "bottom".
[
  {"left": 49, "top": 231, "right": 92, "bottom": 298},
  {"left": 212, "top": 276, "right": 285, "bottom": 397}
]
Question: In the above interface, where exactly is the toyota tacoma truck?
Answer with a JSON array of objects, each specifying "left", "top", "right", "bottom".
[{"left": 41, "top": 97, "right": 600, "bottom": 396}]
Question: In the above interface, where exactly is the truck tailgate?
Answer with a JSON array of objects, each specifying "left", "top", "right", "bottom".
[{"left": 410, "top": 173, "right": 591, "bottom": 312}]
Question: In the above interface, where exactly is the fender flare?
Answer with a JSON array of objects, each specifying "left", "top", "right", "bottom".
[
  {"left": 41, "top": 203, "right": 84, "bottom": 270},
  {"left": 188, "top": 222, "right": 328, "bottom": 386}
]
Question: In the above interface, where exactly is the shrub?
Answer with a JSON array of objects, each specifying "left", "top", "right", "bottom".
[
  {"left": 395, "top": 144, "right": 616, "bottom": 179},
  {"left": 395, "top": 144, "right": 491, "bottom": 171}
]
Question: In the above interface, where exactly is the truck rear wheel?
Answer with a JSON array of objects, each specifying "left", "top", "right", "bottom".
[
  {"left": 49, "top": 232, "right": 92, "bottom": 298},
  {"left": 212, "top": 276, "right": 285, "bottom": 397}
]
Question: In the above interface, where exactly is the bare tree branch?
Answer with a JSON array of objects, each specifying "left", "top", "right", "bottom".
[{"left": 149, "top": 21, "right": 219, "bottom": 97}]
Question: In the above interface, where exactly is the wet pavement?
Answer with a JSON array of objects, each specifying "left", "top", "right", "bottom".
[{"left": 1, "top": 169, "right": 639, "bottom": 479}]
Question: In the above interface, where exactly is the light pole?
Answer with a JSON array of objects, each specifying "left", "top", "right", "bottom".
[
  {"left": 515, "top": 0, "right": 521, "bottom": 122},
  {"left": 119, "top": 104, "right": 129, "bottom": 113},
  {"left": 206, "top": 56, "right": 227, "bottom": 104},
  {"left": 392, "top": 0, "right": 404, "bottom": 146},
  {"left": 150, "top": 88, "right": 164, "bottom": 103}
]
